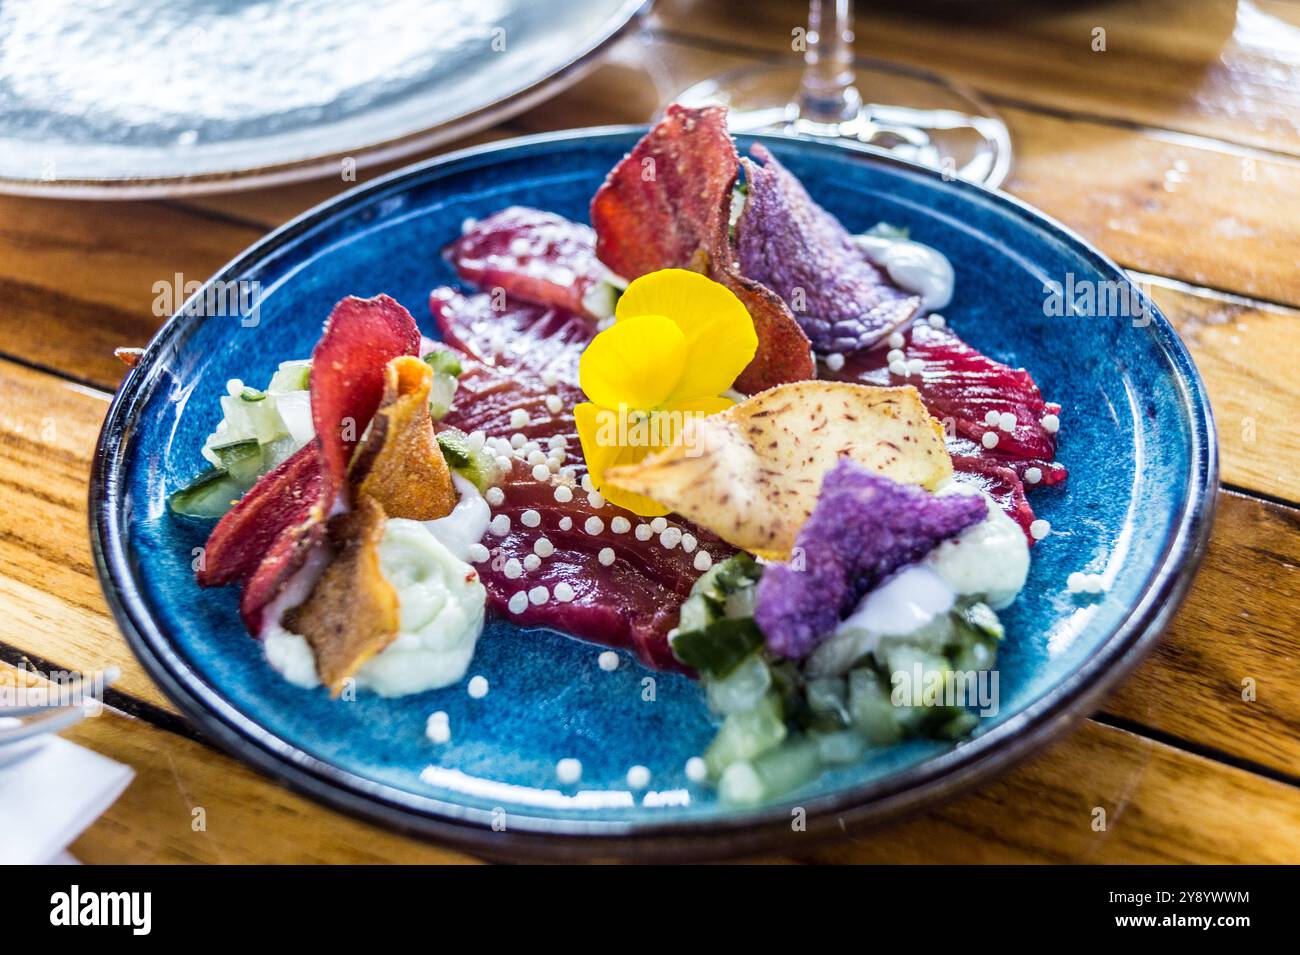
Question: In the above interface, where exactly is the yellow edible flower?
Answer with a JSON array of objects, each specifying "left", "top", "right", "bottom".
[{"left": 575, "top": 268, "right": 757, "bottom": 516}]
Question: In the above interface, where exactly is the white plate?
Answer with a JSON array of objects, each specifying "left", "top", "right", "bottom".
[{"left": 0, "top": 0, "right": 648, "bottom": 197}]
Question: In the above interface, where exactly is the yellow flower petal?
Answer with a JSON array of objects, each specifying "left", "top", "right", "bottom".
[
  {"left": 578, "top": 313, "right": 687, "bottom": 411},
  {"left": 574, "top": 402, "right": 671, "bottom": 516},
  {"left": 615, "top": 269, "right": 757, "bottom": 402}
]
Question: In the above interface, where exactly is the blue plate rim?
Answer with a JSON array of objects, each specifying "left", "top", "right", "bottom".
[{"left": 90, "top": 125, "right": 1218, "bottom": 861}]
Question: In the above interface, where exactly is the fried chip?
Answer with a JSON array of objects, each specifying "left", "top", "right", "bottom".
[
  {"left": 603, "top": 381, "right": 952, "bottom": 559},
  {"left": 285, "top": 495, "right": 399, "bottom": 696},
  {"left": 349, "top": 355, "right": 457, "bottom": 521}
]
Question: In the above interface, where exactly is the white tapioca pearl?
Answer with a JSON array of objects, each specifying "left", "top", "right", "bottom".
[
  {"left": 888, "top": 331, "right": 906, "bottom": 349},
  {"left": 545, "top": 394, "right": 563, "bottom": 414},
  {"left": 984, "top": 409, "right": 1001, "bottom": 426},
  {"left": 598, "top": 547, "right": 615, "bottom": 566},
  {"left": 533, "top": 537, "right": 555, "bottom": 558},
  {"left": 1086, "top": 574, "right": 1106, "bottom": 594},
  {"left": 541, "top": 370, "right": 559, "bottom": 388},
  {"left": 635, "top": 524, "right": 652, "bottom": 541},
  {"left": 693, "top": 551, "right": 713, "bottom": 572},
  {"left": 581, "top": 473, "right": 596, "bottom": 493},
  {"left": 531, "top": 463, "right": 550, "bottom": 481},
  {"left": 1067, "top": 571, "right": 1086, "bottom": 593},
  {"left": 1024, "top": 467, "right": 1043, "bottom": 485},
  {"left": 559, "top": 516, "right": 573, "bottom": 531},
  {"left": 584, "top": 516, "right": 604, "bottom": 535},
  {"left": 598, "top": 651, "right": 619, "bottom": 671},
  {"left": 1041, "top": 413, "right": 1060, "bottom": 433},
  {"left": 1030, "top": 519, "right": 1051, "bottom": 541},
  {"left": 824, "top": 352, "right": 845, "bottom": 371},
  {"left": 610, "top": 516, "right": 631, "bottom": 534},
  {"left": 587, "top": 491, "right": 605, "bottom": 508},
  {"left": 681, "top": 533, "right": 697, "bottom": 553},
  {"left": 503, "top": 558, "right": 523, "bottom": 579},
  {"left": 626, "top": 766, "right": 651, "bottom": 790},
  {"left": 467, "top": 542, "right": 490, "bottom": 563},
  {"left": 507, "top": 591, "right": 528, "bottom": 613},
  {"left": 527, "top": 450, "right": 547, "bottom": 466},
  {"left": 558, "top": 467, "right": 577, "bottom": 485},
  {"left": 888, "top": 359, "right": 909, "bottom": 377},
  {"left": 685, "top": 757, "right": 707, "bottom": 783},
  {"left": 548, "top": 434, "right": 567, "bottom": 449},
  {"left": 468, "top": 675, "right": 489, "bottom": 698},
  {"left": 426, "top": 714, "right": 451, "bottom": 745},
  {"left": 908, "top": 357, "right": 925, "bottom": 374},
  {"left": 528, "top": 585, "right": 549, "bottom": 606},
  {"left": 554, "top": 485, "right": 573, "bottom": 503},
  {"left": 553, "top": 582, "right": 575, "bottom": 602},
  {"left": 466, "top": 430, "right": 486, "bottom": 450},
  {"left": 510, "top": 433, "right": 527, "bottom": 449},
  {"left": 999, "top": 412, "right": 1017, "bottom": 432},
  {"left": 489, "top": 514, "right": 511, "bottom": 536},
  {"left": 556, "top": 758, "right": 582, "bottom": 784},
  {"left": 887, "top": 348, "right": 905, "bottom": 363},
  {"left": 485, "top": 486, "right": 505, "bottom": 506},
  {"left": 509, "top": 409, "right": 531, "bottom": 430},
  {"left": 494, "top": 455, "right": 513, "bottom": 473},
  {"left": 520, "top": 509, "right": 541, "bottom": 528},
  {"left": 523, "top": 554, "right": 542, "bottom": 571},
  {"left": 508, "top": 237, "right": 530, "bottom": 257},
  {"left": 982, "top": 431, "right": 999, "bottom": 449},
  {"left": 928, "top": 314, "right": 947, "bottom": 329},
  {"left": 660, "top": 527, "right": 682, "bottom": 549},
  {"left": 650, "top": 517, "right": 668, "bottom": 533}
]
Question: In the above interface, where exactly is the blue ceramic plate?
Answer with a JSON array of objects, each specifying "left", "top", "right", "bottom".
[{"left": 91, "top": 128, "right": 1216, "bottom": 860}]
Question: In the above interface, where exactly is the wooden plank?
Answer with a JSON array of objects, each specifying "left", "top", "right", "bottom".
[
  {"left": 805, "top": 720, "right": 1300, "bottom": 864},
  {"left": 650, "top": 0, "right": 1300, "bottom": 158},
  {"left": 0, "top": 195, "right": 262, "bottom": 388},
  {"left": 1, "top": 664, "right": 477, "bottom": 863},
  {"left": 14, "top": 656, "right": 1295, "bottom": 863},
  {"left": 1142, "top": 277, "right": 1300, "bottom": 501},
  {"left": 1103, "top": 490, "right": 1300, "bottom": 775},
  {"left": 4, "top": 353, "right": 1300, "bottom": 784}
]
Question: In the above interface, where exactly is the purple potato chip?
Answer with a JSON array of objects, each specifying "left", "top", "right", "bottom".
[
  {"left": 735, "top": 145, "right": 921, "bottom": 353},
  {"left": 754, "top": 461, "right": 987, "bottom": 659}
]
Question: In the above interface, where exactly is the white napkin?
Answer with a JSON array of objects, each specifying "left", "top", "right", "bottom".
[{"left": 0, "top": 735, "right": 134, "bottom": 864}]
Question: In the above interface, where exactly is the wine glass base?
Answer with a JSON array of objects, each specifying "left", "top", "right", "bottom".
[{"left": 672, "top": 61, "right": 1012, "bottom": 189}]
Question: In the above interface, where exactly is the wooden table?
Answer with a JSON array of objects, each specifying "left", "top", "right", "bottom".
[{"left": 3, "top": 0, "right": 1298, "bottom": 864}]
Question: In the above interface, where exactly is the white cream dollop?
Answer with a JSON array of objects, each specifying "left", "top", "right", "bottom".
[
  {"left": 923, "top": 483, "right": 1029, "bottom": 610},
  {"left": 855, "top": 234, "right": 955, "bottom": 311},
  {"left": 261, "top": 481, "right": 490, "bottom": 697}
]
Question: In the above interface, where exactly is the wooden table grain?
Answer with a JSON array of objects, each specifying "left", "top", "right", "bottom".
[{"left": 3, "top": 0, "right": 1299, "bottom": 864}]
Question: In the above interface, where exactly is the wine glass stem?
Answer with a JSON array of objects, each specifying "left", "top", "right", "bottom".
[{"left": 797, "top": 0, "right": 859, "bottom": 124}]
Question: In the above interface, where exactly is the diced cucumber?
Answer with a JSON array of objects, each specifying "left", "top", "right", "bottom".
[
  {"left": 805, "top": 675, "right": 852, "bottom": 730},
  {"left": 718, "top": 761, "right": 763, "bottom": 804},
  {"left": 670, "top": 616, "right": 764, "bottom": 678},
  {"left": 435, "top": 428, "right": 498, "bottom": 492},
  {"left": 168, "top": 467, "right": 245, "bottom": 519},
  {"left": 813, "top": 729, "right": 867, "bottom": 765},
  {"left": 212, "top": 439, "right": 264, "bottom": 484},
  {"left": 421, "top": 347, "right": 464, "bottom": 378},
  {"left": 750, "top": 736, "right": 821, "bottom": 796},
  {"left": 427, "top": 372, "right": 458, "bottom": 420},
  {"left": 676, "top": 593, "right": 714, "bottom": 634},
  {"left": 706, "top": 650, "right": 772, "bottom": 716},
  {"left": 848, "top": 668, "right": 904, "bottom": 746},
  {"left": 703, "top": 692, "right": 786, "bottom": 778},
  {"left": 268, "top": 360, "right": 311, "bottom": 394}
]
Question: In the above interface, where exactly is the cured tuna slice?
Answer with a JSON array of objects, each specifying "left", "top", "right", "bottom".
[
  {"left": 735, "top": 145, "right": 920, "bottom": 354},
  {"left": 828, "top": 320, "right": 1066, "bottom": 539},
  {"left": 198, "top": 294, "right": 421, "bottom": 633},
  {"left": 589, "top": 105, "right": 814, "bottom": 392},
  {"left": 444, "top": 207, "right": 609, "bottom": 317},
  {"left": 433, "top": 290, "right": 732, "bottom": 669}
]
